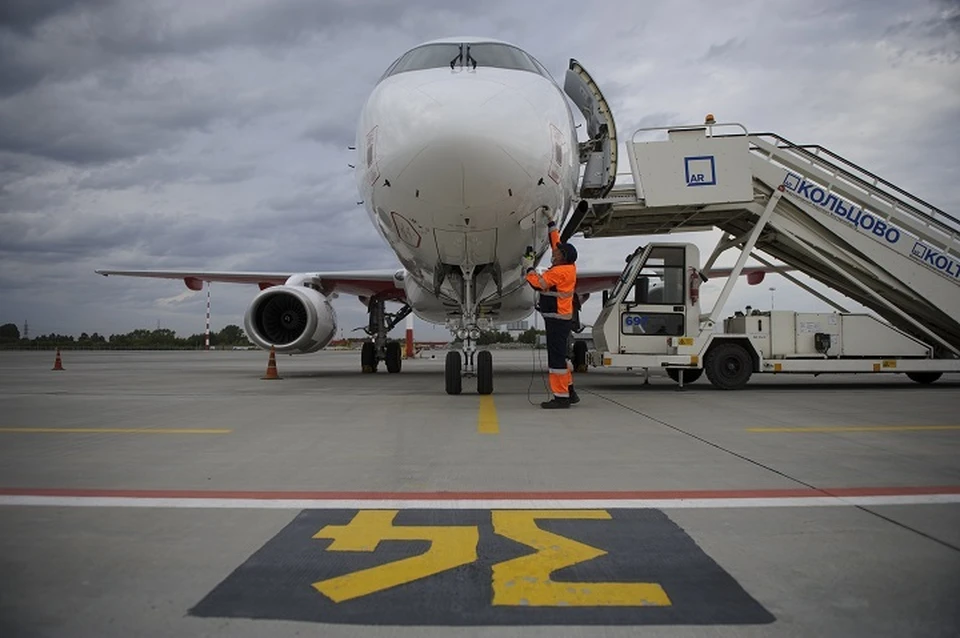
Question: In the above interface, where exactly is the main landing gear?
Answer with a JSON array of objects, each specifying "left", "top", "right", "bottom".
[{"left": 360, "top": 295, "right": 409, "bottom": 374}]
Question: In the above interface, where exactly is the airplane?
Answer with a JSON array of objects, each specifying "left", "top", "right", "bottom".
[{"left": 97, "top": 37, "right": 773, "bottom": 395}]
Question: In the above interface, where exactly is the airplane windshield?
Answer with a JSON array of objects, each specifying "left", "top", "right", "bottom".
[
  {"left": 382, "top": 44, "right": 463, "bottom": 78},
  {"left": 466, "top": 43, "right": 546, "bottom": 76},
  {"left": 382, "top": 43, "right": 549, "bottom": 80}
]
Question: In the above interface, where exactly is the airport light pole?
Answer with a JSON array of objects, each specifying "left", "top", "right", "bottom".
[{"left": 769, "top": 286, "right": 776, "bottom": 311}]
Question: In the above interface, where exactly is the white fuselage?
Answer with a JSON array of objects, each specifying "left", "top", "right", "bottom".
[{"left": 355, "top": 39, "right": 580, "bottom": 325}]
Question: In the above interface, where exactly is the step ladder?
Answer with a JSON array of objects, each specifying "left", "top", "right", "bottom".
[{"left": 578, "top": 123, "right": 960, "bottom": 355}]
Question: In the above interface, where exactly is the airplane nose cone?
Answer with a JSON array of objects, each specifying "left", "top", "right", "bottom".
[{"left": 366, "top": 76, "right": 555, "bottom": 214}]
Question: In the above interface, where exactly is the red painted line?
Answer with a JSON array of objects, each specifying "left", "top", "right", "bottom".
[{"left": 1, "top": 486, "right": 959, "bottom": 500}]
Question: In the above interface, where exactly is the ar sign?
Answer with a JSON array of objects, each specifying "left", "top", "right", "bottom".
[{"left": 684, "top": 155, "right": 716, "bottom": 187}]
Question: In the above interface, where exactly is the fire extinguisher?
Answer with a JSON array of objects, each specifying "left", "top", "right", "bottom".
[{"left": 689, "top": 267, "right": 701, "bottom": 304}]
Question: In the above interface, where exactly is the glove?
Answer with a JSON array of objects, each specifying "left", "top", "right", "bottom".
[
  {"left": 521, "top": 251, "right": 536, "bottom": 273},
  {"left": 542, "top": 208, "right": 557, "bottom": 227}
]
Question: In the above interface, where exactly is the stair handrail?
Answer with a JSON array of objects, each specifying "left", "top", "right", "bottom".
[{"left": 748, "top": 132, "right": 959, "bottom": 235}]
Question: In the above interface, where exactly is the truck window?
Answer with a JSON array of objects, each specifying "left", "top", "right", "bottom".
[
  {"left": 621, "top": 312, "right": 685, "bottom": 335},
  {"left": 633, "top": 247, "right": 685, "bottom": 305}
]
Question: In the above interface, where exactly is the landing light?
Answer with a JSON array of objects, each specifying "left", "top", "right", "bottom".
[
  {"left": 456, "top": 328, "right": 468, "bottom": 340},
  {"left": 469, "top": 328, "right": 481, "bottom": 340}
]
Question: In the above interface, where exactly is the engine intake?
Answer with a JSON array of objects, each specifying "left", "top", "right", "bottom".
[{"left": 244, "top": 285, "right": 337, "bottom": 354}]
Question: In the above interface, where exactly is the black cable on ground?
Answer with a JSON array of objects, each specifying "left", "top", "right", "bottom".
[
  {"left": 526, "top": 313, "right": 549, "bottom": 406},
  {"left": 586, "top": 388, "right": 960, "bottom": 555}
]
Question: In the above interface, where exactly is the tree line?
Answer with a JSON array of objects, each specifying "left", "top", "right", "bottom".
[
  {"left": 0, "top": 323, "right": 252, "bottom": 350},
  {"left": 0, "top": 322, "right": 545, "bottom": 350},
  {"left": 474, "top": 328, "right": 544, "bottom": 345}
]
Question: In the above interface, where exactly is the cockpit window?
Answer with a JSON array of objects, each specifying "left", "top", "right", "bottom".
[
  {"left": 466, "top": 43, "right": 544, "bottom": 75},
  {"left": 381, "top": 43, "right": 462, "bottom": 79},
  {"left": 381, "top": 42, "right": 550, "bottom": 80}
]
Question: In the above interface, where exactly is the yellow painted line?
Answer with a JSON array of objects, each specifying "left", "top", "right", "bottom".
[
  {"left": 747, "top": 425, "right": 960, "bottom": 433},
  {"left": 0, "top": 428, "right": 231, "bottom": 434},
  {"left": 478, "top": 396, "right": 499, "bottom": 434}
]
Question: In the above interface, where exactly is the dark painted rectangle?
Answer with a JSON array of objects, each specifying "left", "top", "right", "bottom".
[{"left": 190, "top": 509, "right": 774, "bottom": 626}]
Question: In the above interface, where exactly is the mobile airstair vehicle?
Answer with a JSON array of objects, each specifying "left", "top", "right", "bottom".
[{"left": 574, "top": 120, "right": 960, "bottom": 389}]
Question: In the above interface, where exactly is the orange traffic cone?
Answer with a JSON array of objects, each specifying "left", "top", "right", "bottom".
[
  {"left": 52, "top": 348, "right": 64, "bottom": 371},
  {"left": 261, "top": 346, "right": 281, "bottom": 380}
]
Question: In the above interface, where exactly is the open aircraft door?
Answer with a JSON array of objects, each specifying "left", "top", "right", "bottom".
[{"left": 563, "top": 59, "right": 617, "bottom": 240}]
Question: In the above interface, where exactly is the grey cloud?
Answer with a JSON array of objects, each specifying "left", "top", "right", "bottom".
[
  {"left": 0, "top": 0, "right": 500, "bottom": 99},
  {"left": 303, "top": 120, "right": 357, "bottom": 149},
  {"left": 0, "top": 0, "right": 114, "bottom": 35},
  {"left": 701, "top": 38, "right": 745, "bottom": 60},
  {"left": 0, "top": 87, "right": 225, "bottom": 165},
  {"left": 93, "top": 0, "right": 457, "bottom": 58},
  {"left": 621, "top": 111, "right": 682, "bottom": 133},
  {"left": 77, "top": 159, "right": 259, "bottom": 191}
]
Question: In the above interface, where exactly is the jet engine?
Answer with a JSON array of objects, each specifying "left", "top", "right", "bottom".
[{"left": 243, "top": 284, "right": 337, "bottom": 354}]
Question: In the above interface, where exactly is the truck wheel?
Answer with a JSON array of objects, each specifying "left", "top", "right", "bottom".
[
  {"left": 705, "top": 343, "right": 752, "bottom": 390},
  {"left": 667, "top": 368, "right": 703, "bottom": 384},
  {"left": 573, "top": 340, "right": 588, "bottom": 373},
  {"left": 906, "top": 372, "right": 942, "bottom": 385}
]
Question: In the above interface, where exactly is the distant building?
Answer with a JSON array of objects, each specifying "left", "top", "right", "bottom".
[
  {"left": 503, "top": 320, "right": 529, "bottom": 331},
  {"left": 498, "top": 320, "right": 530, "bottom": 338}
]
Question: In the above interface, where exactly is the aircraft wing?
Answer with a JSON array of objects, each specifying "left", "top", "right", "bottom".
[
  {"left": 575, "top": 265, "right": 786, "bottom": 295},
  {"left": 95, "top": 269, "right": 405, "bottom": 300}
]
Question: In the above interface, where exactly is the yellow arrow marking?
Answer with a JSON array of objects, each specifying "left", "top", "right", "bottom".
[
  {"left": 491, "top": 510, "right": 671, "bottom": 607},
  {"left": 312, "top": 510, "right": 479, "bottom": 603}
]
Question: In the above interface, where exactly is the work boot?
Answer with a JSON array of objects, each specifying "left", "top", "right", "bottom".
[
  {"left": 568, "top": 385, "right": 580, "bottom": 405},
  {"left": 540, "top": 397, "right": 570, "bottom": 409}
]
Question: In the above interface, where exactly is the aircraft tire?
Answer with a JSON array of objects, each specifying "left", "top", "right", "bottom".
[
  {"left": 572, "top": 340, "right": 589, "bottom": 373},
  {"left": 361, "top": 341, "right": 377, "bottom": 373},
  {"left": 477, "top": 350, "right": 493, "bottom": 395},
  {"left": 667, "top": 368, "right": 703, "bottom": 384},
  {"left": 385, "top": 341, "right": 402, "bottom": 373},
  {"left": 906, "top": 372, "right": 942, "bottom": 385},
  {"left": 704, "top": 342, "right": 752, "bottom": 390},
  {"left": 445, "top": 351, "right": 462, "bottom": 395}
]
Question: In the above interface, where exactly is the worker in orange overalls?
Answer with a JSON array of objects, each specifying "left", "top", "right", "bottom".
[{"left": 523, "top": 214, "right": 579, "bottom": 409}]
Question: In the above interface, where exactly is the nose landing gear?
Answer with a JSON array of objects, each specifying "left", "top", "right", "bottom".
[{"left": 445, "top": 266, "right": 494, "bottom": 395}]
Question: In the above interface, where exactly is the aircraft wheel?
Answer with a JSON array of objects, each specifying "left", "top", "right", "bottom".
[
  {"left": 477, "top": 350, "right": 493, "bottom": 395},
  {"left": 704, "top": 343, "right": 752, "bottom": 390},
  {"left": 385, "top": 341, "right": 402, "bottom": 373},
  {"left": 667, "top": 368, "right": 703, "bottom": 384},
  {"left": 906, "top": 372, "right": 942, "bottom": 385},
  {"left": 361, "top": 341, "right": 377, "bottom": 373},
  {"left": 572, "top": 340, "right": 589, "bottom": 373},
  {"left": 445, "top": 351, "right": 462, "bottom": 395}
]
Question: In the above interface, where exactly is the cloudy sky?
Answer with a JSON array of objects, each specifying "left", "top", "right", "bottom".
[{"left": 1, "top": 0, "right": 957, "bottom": 340}]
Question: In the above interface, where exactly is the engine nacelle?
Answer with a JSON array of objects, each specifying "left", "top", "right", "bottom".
[{"left": 243, "top": 285, "right": 337, "bottom": 354}]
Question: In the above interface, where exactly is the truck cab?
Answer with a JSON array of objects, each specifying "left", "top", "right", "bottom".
[{"left": 594, "top": 243, "right": 702, "bottom": 356}]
